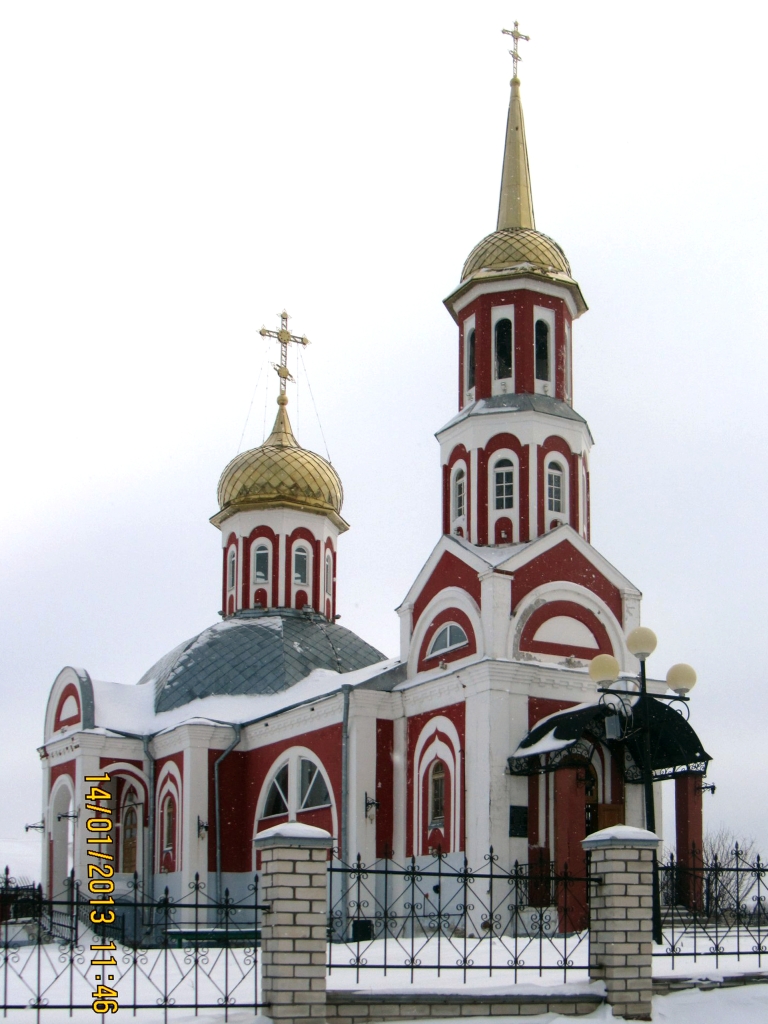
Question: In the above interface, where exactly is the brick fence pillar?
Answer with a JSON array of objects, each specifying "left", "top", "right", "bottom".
[
  {"left": 254, "top": 823, "right": 333, "bottom": 1024},
  {"left": 582, "top": 825, "right": 659, "bottom": 1021}
]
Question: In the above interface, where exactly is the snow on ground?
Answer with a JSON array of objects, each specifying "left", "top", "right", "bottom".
[{"left": 2, "top": 986, "right": 768, "bottom": 1022}]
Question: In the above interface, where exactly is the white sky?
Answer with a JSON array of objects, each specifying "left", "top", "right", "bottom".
[{"left": 1, "top": 0, "right": 767, "bottom": 879}]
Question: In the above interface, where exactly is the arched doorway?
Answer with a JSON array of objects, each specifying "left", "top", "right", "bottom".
[{"left": 50, "top": 783, "right": 74, "bottom": 896}]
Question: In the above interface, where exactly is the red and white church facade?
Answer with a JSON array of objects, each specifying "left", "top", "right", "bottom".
[{"left": 39, "top": 68, "right": 710, "bottom": 903}]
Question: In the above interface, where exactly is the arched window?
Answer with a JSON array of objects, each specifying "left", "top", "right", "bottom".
[
  {"left": 293, "top": 546, "right": 308, "bottom": 585},
  {"left": 466, "top": 329, "right": 476, "bottom": 391},
  {"left": 547, "top": 462, "right": 563, "bottom": 513},
  {"left": 263, "top": 764, "right": 289, "bottom": 818},
  {"left": 494, "top": 458, "right": 514, "bottom": 510},
  {"left": 535, "top": 320, "right": 550, "bottom": 382},
  {"left": 325, "top": 552, "right": 333, "bottom": 595},
  {"left": 122, "top": 796, "right": 138, "bottom": 874},
  {"left": 428, "top": 622, "right": 468, "bottom": 658},
  {"left": 495, "top": 318, "right": 512, "bottom": 380},
  {"left": 299, "top": 758, "right": 331, "bottom": 810},
  {"left": 453, "top": 469, "right": 465, "bottom": 521},
  {"left": 430, "top": 761, "right": 445, "bottom": 826},
  {"left": 227, "top": 548, "right": 236, "bottom": 590},
  {"left": 162, "top": 795, "right": 176, "bottom": 852},
  {"left": 253, "top": 544, "right": 269, "bottom": 583}
]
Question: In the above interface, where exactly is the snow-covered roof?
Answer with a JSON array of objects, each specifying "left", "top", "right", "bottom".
[
  {"left": 90, "top": 656, "right": 400, "bottom": 736},
  {"left": 138, "top": 609, "right": 387, "bottom": 713}
]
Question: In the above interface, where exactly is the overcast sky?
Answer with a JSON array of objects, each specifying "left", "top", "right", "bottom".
[{"left": 2, "top": 1, "right": 767, "bottom": 879}]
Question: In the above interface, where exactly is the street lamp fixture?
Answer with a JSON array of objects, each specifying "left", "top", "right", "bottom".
[{"left": 589, "top": 628, "right": 698, "bottom": 945}]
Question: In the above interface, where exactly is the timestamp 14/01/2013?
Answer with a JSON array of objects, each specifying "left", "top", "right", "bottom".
[{"left": 84, "top": 771, "right": 119, "bottom": 1014}]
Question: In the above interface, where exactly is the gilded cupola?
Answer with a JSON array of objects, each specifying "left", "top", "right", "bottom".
[{"left": 211, "top": 395, "right": 348, "bottom": 532}]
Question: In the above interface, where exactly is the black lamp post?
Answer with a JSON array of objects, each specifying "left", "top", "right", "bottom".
[{"left": 588, "top": 627, "right": 698, "bottom": 946}]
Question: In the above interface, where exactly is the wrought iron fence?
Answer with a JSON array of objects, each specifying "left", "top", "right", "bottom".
[
  {"left": 327, "top": 850, "right": 591, "bottom": 984},
  {"left": 0, "top": 867, "right": 267, "bottom": 1021},
  {"left": 656, "top": 844, "right": 768, "bottom": 969}
]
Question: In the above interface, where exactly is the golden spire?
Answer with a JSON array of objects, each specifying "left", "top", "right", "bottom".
[{"left": 497, "top": 23, "right": 535, "bottom": 231}]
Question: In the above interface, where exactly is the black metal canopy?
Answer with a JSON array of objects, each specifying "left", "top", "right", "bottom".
[{"left": 507, "top": 695, "right": 712, "bottom": 782}]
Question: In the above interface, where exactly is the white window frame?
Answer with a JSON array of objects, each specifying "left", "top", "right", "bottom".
[
  {"left": 545, "top": 457, "right": 569, "bottom": 527},
  {"left": 429, "top": 760, "right": 446, "bottom": 827},
  {"left": 491, "top": 305, "right": 515, "bottom": 395},
  {"left": 324, "top": 551, "right": 333, "bottom": 596},
  {"left": 227, "top": 545, "right": 237, "bottom": 592},
  {"left": 258, "top": 751, "right": 334, "bottom": 823},
  {"left": 462, "top": 314, "right": 476, "bottom": 404},
  {"left": 488, "top": 449, "right": 520, "bottom": 544},
  {"left": 293, "top": 544, "right": 311, "bottom": 587},
  {"left": 450, "top": 462, "right": 468, "bottom": 535},
  {"left": 252, "top": 542, "right": 271, "bottom": 586},
  {"left": 533, "top": 306, "right": 556, "bottom": 396},
  {"left": 427, "top": 621, "right": 469, "bottom": 659}
]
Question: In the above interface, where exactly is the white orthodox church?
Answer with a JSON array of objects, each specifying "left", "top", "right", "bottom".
[{"left": 39, "top": 48, "right": 711, "bottom": 908}]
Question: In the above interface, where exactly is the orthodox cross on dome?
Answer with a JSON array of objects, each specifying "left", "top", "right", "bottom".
[
  {"left": 502, "top": 21, "right": 530, "bottom": 80},
  {"left": 258, "top": 310, "right": 310, "bottom": 399}
]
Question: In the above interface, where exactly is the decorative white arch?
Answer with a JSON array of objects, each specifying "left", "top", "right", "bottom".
[
  {"left": 49, "top": 774, "right": 76, "bottom": 896},
  {"left": 408, "top": 586, "right": 483, "bottom": 677},
  {"left": 412, "top": 716, "right": 462, "bottom": 854},
  {"left": 155, "top": 762, "right": 182, "bottom": 871},
  {"left": 509, "top": 581, "right": 626, "bottom": 669},
  {"left": 253, "top": 746, "right": 338, "bottom": 849}
]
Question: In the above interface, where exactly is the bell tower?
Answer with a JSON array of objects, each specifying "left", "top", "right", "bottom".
[{"left": 440, "top": 29, "right": 592, "bottom": 548}]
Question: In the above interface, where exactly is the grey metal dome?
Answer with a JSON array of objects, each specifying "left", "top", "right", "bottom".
[{"left": 138, "top": 610, "right": 387, "bottom": 713}]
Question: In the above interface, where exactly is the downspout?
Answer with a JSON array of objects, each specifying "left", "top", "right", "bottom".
[
  {"left": 215, "top": 724, "right": 241, "bottom": 904},
  {"left": 142, "top": 736, "right": 155, "bottom": 899},
  {"left": 341, "top": 685, "right": 352, "bottom": 867}
]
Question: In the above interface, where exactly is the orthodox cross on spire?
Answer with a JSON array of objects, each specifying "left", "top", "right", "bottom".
[
  {"left": 259, "top": 310, "right": 310, "bottom": 399},
  {"left": 502, "top": 21, "right": 530, "bottom": 80}
]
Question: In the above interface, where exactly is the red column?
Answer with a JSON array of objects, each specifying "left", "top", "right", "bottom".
[{"left": 675, "top": 775, "right": 704, "bottom": 911}]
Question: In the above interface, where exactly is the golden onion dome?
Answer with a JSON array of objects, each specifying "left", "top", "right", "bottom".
[
  {"left": 461, "top": 226, "right": 571, "bottom": 282},
  {"left": 212, "top": 397, "right": 348, "bottom": 532}
]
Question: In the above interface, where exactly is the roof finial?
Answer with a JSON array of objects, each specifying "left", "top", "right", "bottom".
[
  {"left": 497, "top": 23, "right": 535, "bottom": 231},
  {"left": 258, "top": 310, "right": 310, "bottom": 405},
  {"left": 501, "top": 21, "right": 530, "bottom": 81}
]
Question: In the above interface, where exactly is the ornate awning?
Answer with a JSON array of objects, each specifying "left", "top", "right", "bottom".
[{"left": 507, "top": 695, "right": 712, "bottom": 782}]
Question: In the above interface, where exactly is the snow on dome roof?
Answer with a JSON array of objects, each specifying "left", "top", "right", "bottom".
[{"left": 138, "top": 610, "right": 386, "bottom": 713}]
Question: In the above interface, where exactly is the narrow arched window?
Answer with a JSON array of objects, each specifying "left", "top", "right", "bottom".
[
  {"left": 263, "top": 764, "right": 289, "bottom": 818},
  {"left": 454, "top": 469, "right": 465, "bottom": 521},
  {"left": 299, "top": 759, "right": 331, "bottom": 810},
  {"left": 122, "top": 792, "right": 138, "bottom": 874},
  {"left": 535, "top": 320, "right": 550, "bottom": 381},
  {"left": 254, "top": 544, "right": 269, "bottom": 582},
  {"left": 227, "top": 548, "right": 236, "bottom": 590},
  {"left": 293, "top": 547, "right": 308, "bottom": 585},
  {"left": 325, "top": 552, "right": 333, "bottom": 595},
  {"left": 428, "top": 622, "right": 469, "bottom": 657},
  {"left": 466, "top": 329, "right": 476, "bottom": 391},
  {"left": 430, "top": 761, "right": 445, "bottom": 826},
  {"left": 494, "top": 458, "right": 514, "bottom": 510},
  {"left": 495, "top": 318, "right": 512, "bottom": 380},
  {"left": 547, "top": 462, "right": 563, "bottom": 513},
  {"left": 162, "top": 796, "right": 176, "bottom": 852}
]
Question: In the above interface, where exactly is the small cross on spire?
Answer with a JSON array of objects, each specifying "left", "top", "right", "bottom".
[
  {"left": 258, "top": 310, "right": 310, "bottom": 400},
  {"left": 502, "top": 21, "right": 530, "bottom": 80}
]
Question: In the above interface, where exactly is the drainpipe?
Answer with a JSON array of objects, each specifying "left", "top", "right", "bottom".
[
  {"left": 341, "top": 685, "right": 352, "bottom": 867},
  {"left": 142, "top": 736, "right": 155, "bottom": 899},
  {"left": 215, "top": 724, "right": 241, "bottom": 904}
]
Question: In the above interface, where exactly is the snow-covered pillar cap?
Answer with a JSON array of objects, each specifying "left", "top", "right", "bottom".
[
  {"left": 253, "top": 822, "right": 333, "bottom": 850},
  {"left": 581, "top": 825, "right": 660, "bottom": 851}
]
